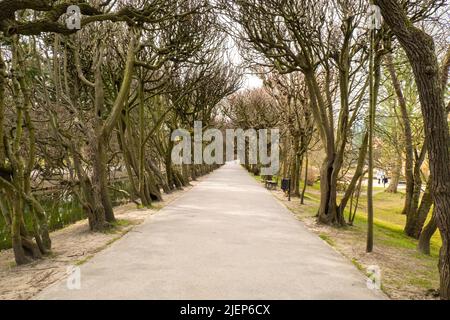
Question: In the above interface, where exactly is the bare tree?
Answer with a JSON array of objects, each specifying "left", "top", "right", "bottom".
[{"left": 375, "top": 0, "right": 450, "bottom": 300}]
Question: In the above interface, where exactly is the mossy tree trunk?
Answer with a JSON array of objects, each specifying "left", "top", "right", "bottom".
[{"left": 376, "top": 0, "right": 450, "bottom": 299}]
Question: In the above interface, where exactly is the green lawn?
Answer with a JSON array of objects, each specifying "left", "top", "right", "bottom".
[
  {"left": 253, "top": 171, "right": 440, "bottom": 252},
  {"left": 351, "top": 191, "right": 441, "bottom": 254},
  {"left": 298, "top": 181, "right": 442, "bottom": 252}
]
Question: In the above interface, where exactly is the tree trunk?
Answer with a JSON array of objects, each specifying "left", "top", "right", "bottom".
[
  {"left": 412, "top": 179, "right": 433, "bottom": 239},
  {"left": 386, "top": 153, "right": 401, "bottom": 193},
  {"left": 93, "top": 135, "right": 115, "bottom": 223},
  {"left": 366, "top": 27, "right": 376, "bottom": 253},
  {"left": 300, "top": 153, "right": 308, "bottom": 205},
  {"left": 418, "top": 209, "right": 438, "bottom": 255},
  {"left": 386, "top": 52, "right": 415, "bottom": 216},
  {"left": 0, "top": 49, "right": 5, "bottom": 163},
  {"left": 281, "top": 138, "right": 289, "bottom": 179},
  {"left": 386, "top": 113, "right": 402, "bottom": 193},
  {"left": 117, "top": 124, "right": 141, "bottom": 202},
  {"left": 190, "top": 164, "right": 198, "bottom": 181},
  {"left": 404, "top": 160, "right": 424, "bottom": 236},
  {"left": 290, "top": 135, "right": 301, "bottom": 196},
  {"left": 338, "top": 131, "right": 369, "bottom": 217},
  {"left": 165, "top": 139, "right": 176, "bottom": 189},
  {"left": 11, "top": 197, "right": 29, "bottom": 265},
  {"left": 76, "top": 166, "right": 107, "bottom": 231},
  {"left": 147, "top": 159, "right": 170, "bottom": 193},
  {"left": 317, "top": 156, "right": 343, "bottom": 225},
  {"left": 376, "top": 0, "right": 450, "bottom": 299}
]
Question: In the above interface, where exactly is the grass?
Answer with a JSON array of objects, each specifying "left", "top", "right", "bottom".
[
  {"left": 351, "top": 258, "right": 365, "bottom": 272},
  {"left": 319, "top": 234, "right": 335, "bottom": 246},
  {"left": 350, "top": 192, "right": 442, "bottom": 253},
  {"left": 75, "top": 255, "right": 94, "bottom": 266},
  {"left": 102, "top": 219, "right": 134, "bottom": 234},
  {"left": 352, "top": 213, "right": 440, "bottom": 255},
  {"left": 300, "top": 181, "right": 442, "bottom": 252}
]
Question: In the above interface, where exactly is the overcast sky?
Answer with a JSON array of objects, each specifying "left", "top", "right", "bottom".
[{"left": 242, "top": 73, "right": 263, "bottom": 90}]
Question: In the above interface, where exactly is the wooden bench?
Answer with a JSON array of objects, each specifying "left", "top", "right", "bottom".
[{"left": 265, "top": 180, "right": 278, "bottom": 190}]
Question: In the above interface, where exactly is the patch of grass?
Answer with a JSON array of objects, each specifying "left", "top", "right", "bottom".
[
  {"left": 356, "top": 192, "right": 406, "bottom": 226},
  {"left": 409, "top": 275, "right": 433, "bottom": 288},
  {"left": 102, "top": 219, "right": 134, "bottom": 234},
  {"left": 254, "top": 175, "right": 263, "bottom": 182},
  {"left": 151, "top": 204, "right": 164, "bottom": 211},
  {"left": 352, "top": 214, "right": 412, "bottom": 249},
  {"left": 75, "top": 255, "right": 93, "bottom": 266},
  {"left": 319, "top": 234, "right": 335, "bottom": 246},
  {"left": 104, "top": 236, "right": 123, "bottom": 246},
  {"left": 350, "top": 209, "right": 441, "bottom": 256},
  {"left": 351, "top": 258, "right": 364, "bottom": 272},
  {"left": 302, "top": 203, "right": 319, "bottom": 217},
  {"left": 45, "top": 251, "right": 58, "bottom": 258},
  {"left": 75, "top": 225, "right": 134, "bottom": 266},
  {"left": 114, "top": 219, "right": 134, "bottom": 227},
  {"left": 299, "top": 181, "right": 321, "bottom": 191},
  {"left": 303, "top": 191, "right": 320, "bottom": 202}
]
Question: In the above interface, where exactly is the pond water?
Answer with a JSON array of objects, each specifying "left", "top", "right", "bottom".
[{"left": 0, "top": 179, "right": 132, "bottom": 250}]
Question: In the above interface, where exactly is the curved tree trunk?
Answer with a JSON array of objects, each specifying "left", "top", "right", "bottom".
[
  {"left": 385, "top": 53, "right": 415, "bottom": 215},
  {"left": 147, "top": 159, "right": 170, "bottom": 193},
  {"left": 11, "top": 195, "right": 29, "bottom": 265},
  {"left": 412, "top": 179, "right": 433, "bottom": 239},
  {"left": 317, "top": 156, "right": 343, "bottom": 225},
  {"left": 289, "top": 134, "right": 301, "bottom": 197},
  {"left": 300, "top": 153, "right": 308, "bottom": 205},
  {"left": 404, "top": 161, "right": 424, "bottom": 236},
  {"left": 376, "top": 0, "right": 450, "bottom": 299},
  {"left": 338, "top": 131, "right": 368, "bottom": 217},
  {"left": 0, "top": 49, "right": 5, "bottom": 163},
  {"left": 90, "top": 135, "right": 115, "bottom": 223},
  {"left": 418, "top": 209, "right": 438, "bottom": 255},
  {"left": 386, "top": 153, "right": 401, "bottom": 193},
  {"left": 72, "top": 145, "right": 108, "bottom": 231}
]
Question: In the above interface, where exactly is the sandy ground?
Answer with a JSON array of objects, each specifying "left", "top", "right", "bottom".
[
  {"left": 0, "top": 181, "right": 199, "bottom": 300},
  {"left": 269, "top": 188, "right": 439, "bottom": 300}
]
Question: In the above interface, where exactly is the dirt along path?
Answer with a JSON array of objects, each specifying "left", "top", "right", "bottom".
[{"left": 0, "top": 181, "right": 199, "bottom": 300}]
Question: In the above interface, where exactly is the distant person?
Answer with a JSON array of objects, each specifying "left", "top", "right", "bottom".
[
  {"left": 376, "top": 171, "right": 382, "bottom": 184},
  {"left": 383, "top": 177, "right": 388, "bottom": 187}
]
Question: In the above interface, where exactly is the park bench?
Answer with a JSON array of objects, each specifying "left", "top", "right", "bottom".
[{"left": 264, "top": 180, "right": 278, "bottom": 190}]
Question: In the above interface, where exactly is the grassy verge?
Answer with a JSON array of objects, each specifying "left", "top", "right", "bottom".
[{"left": 253, "top": 173, "right": 440, "bottom": 299}]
